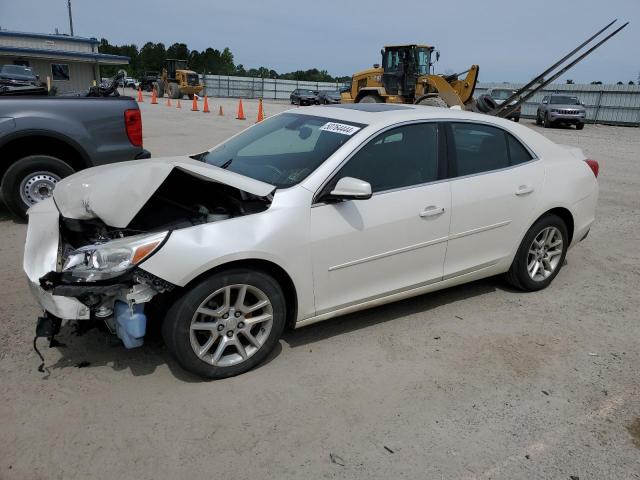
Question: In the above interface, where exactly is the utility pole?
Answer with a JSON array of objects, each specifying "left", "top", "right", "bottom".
[{"left": 67, "top": 0, "right": 74, "bottom": 36}]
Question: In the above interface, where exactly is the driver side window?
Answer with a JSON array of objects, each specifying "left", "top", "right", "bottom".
[{"left": 330, "top": 123, "right": 439, "bottom": 194}]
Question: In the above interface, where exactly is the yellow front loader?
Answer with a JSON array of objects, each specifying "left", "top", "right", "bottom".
[{"left": 341, "top": 44, "right": 479, "bottom": 108}]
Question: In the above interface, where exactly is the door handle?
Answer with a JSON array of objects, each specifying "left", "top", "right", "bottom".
[
  {"left": 419, "top": 206, "right": 445, "bottom": 218},
  {"left": 515, "top": 185, "right": 534, "bottom": 196}
]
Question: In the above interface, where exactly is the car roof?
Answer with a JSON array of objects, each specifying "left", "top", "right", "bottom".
[
  {"left": 287, "top": 103, "right": 516, "bottom": 128},
  {"left": 286, "top": 103, "right": 558, "bottom": 158}
]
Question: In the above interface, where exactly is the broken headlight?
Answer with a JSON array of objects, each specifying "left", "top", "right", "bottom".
[{"left": 62, "top": 231, "right": 168, "bottom": 282}]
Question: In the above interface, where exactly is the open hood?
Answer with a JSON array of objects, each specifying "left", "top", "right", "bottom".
[{"left": 52, "top": 156, "right": 275, "bottom": 228}]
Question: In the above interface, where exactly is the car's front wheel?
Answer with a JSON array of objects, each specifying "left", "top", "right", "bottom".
[
  {"left": 163, "top": 268, "right": 286, "bottom": 379},
  {"left": 505, "top": 214, "right": 569, "bottom": 291}
]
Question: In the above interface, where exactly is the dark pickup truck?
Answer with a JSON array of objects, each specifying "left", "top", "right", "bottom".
[{"left": 0, "top": 96, "right": 150, "bottom": 219}]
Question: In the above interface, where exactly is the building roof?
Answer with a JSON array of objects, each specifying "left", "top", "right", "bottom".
[
  {"left": 0, "top": 30, "right": 99, "bottom": 45},
  {"left": 0, "top": 46, "right": 129, "bottom": 65}
]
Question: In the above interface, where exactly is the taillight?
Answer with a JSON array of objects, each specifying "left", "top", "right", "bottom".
[
  {"left": 585, "top": 159, "right": 599, "bottom": 178},
  {"left": 124, "top": 109, "right": 143, "bottom": 147}
]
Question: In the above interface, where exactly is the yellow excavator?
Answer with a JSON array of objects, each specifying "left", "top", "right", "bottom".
[
  {"left": 341, "top": 44, "right": 479, "bottom": 108},
  {"left": 342, "top": 20, "right": 628, "bottom": 117}
]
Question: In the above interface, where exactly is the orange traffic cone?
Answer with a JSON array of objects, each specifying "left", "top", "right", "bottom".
[
  {"left": 176, "top": 99, "right": 181, "bottom": 109},
  {"left": 166, "top": 96, "right": 172, "bottom": 107},
  {"left": 191, "top": 95, "right": 199, "bottom": 111},
  {"left": 218, "top": 105, "right": 224, "bottom": 116},
  {"left": 256, "top": 98, "right": 264, "bottom": 123},
  {"left": 236, "top": 98, "right": 246, "bottom": 120},
  {"left": 203, "top": 95, "right": 210, "bottom": 113},
  {"left": 137, "top": 87, "right": 143, "bottom": 102},
  {"left": 151, "top": 88, "right": 158, "bottom": 104}
]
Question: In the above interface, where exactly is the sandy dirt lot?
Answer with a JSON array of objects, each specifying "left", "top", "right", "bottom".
[{"left": 1, "top": 98, "right": 639, "bottom": 479}]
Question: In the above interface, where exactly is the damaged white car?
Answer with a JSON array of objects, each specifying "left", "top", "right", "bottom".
[{"left": 24, "top": 104, "right": 599, "bottom": 378}]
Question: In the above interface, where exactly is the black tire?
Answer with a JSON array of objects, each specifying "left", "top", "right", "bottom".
[
  {"left": 505, "top": 214, "right": 569, "bottom": 292},
  {"left": 187, "top": 93, "right": 194, "bottom": 100},
  {"left": 543, "top": 112, "right": 552, "bottom": 128},
  {"left": 535, "top": 111, "right": 542, "bottom": 125},
  {"left": 576, "top": 122, "right": 584, "bottom": 130},
  {"left": 1, "top": 155, "right": 75, "bottom": 220},
  {"left": 513, "top": 116, "right": 520, "bottom": 123},
  {"left": 475, "top": 94, "right": 498, "bottom": 113},
  {"left": 358, "top": 94, "right": 383, "bottom": 103},
  {"left": 416, "top": 95, "right": 448, "bottom": 108},
  {"left": 169, "top": 82, "right": 181, "bottom": 99},
  {"left": 162, "top": 268, "right": 287, "bottom": 379}
]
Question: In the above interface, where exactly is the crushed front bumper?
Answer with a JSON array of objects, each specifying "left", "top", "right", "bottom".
[{"left": 23, "top": 198, "right": 171, "bottom": 348}]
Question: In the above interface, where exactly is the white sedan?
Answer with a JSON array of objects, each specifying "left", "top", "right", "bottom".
[{"left": 24, "top": 104, "right": 599, "bottom": 378}]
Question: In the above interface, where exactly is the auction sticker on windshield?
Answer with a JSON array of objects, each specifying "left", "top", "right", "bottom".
[{"left": 319, "top": 122, "right": 361, "bottom": 136}]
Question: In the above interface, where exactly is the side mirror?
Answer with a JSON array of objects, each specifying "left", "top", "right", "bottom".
[
  {"left": 435, "top": 51, "right": 440, "bottom": 62},
  {"left": 327, "top": 177, "right": 372, "bottom": 202}
]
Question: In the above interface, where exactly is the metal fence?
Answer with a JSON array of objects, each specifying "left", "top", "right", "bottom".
[
  {"left": 199, "top": 74, "right": 640, "bottom": 126},
  {"left": 475, "top": 82, "right": 640, "bottom": 126},
  {"left": 200, "top": 74, "right": 347, "bottom": 101}
]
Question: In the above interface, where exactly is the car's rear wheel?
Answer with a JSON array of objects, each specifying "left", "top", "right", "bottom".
[
  {"left": 162, "top": 268, "right": 286, "bottom": 379},
  {"left": 505, "top": 214, "right": 568, "bottom": 291},
  {"left": 1, "top": 155, "right": 75, "bottom": 220}
]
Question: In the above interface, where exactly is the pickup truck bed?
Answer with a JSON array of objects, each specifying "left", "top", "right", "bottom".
[{"left": 0, "top": 96, "right": 150, "bottom": 219}]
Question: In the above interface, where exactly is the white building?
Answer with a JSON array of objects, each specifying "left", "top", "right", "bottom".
[{"left": 0, "top": 30, "right": 129, "bottom": 93}]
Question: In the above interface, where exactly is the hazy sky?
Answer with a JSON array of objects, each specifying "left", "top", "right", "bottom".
[{"left": 1, "top": 0, "right": 638, "bottom": 83}]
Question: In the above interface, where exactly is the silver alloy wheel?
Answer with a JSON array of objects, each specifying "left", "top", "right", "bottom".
[
  {"left": 527, "top": 226, "right": 563, "bottom": 281},
  {"left": 189, "top": 284, "right": 273, "bottom": 367},
  {"left": 19, "top": 171, "right": 61, "bottom": 206}
]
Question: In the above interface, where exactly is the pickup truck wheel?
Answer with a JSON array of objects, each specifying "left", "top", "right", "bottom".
[
  {"left": 576, "top": 122, "right": 585, "bottom": 130},
  {"left": 162, "top": 268, "right": 286, "bottom": 379},
  {"left": 1, "top": 155, "right": 74, "bottom": 220}
]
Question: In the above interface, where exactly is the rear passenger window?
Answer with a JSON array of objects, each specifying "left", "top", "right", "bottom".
[
  {"left": 450, "top": 123, "right": 533, "bottom": 176},
  {"left": 335, "top": 123, "right": 439, "bottom": 193},
  {"left": 507, "top": 134, "right": 533, "bottom": 165},
  {"left": 450, "top": 123, "right": 509, "bottom": 176}
]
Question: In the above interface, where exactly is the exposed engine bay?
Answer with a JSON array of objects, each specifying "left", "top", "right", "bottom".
[{"left": 30, "top": 166, "right": 273, "bottom": 355}]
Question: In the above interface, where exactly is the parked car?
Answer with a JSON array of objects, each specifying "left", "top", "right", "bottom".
[
  {"left": 290, "top": 88, "right": 318, "bottom": 105},
  {"left": 0, "top": 95, "right": 150, "bottom": 219},
  {"left": 488, "top": 88, "right": 520, "bottom": 122},
  {"left": 317, "top": 90, "right": 342, "bottom": 104},
  {"left": 0, "top": 64, "right": 39, "bottom": 85},
  {"left": 24, "top": 104, "right": 598, "bottom": 379},
  {"left": 536, "top": 94, "right": 586, "bottom": 129}
]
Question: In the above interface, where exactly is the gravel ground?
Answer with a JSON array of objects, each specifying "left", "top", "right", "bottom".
[{"left": 1, "top": 98, "right": 639, "bottom": 479}]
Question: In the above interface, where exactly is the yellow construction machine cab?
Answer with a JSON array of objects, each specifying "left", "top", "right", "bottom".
[
  {"left": 156, "top": 58, "right": 203, "bottom": 99},
  {"left": 343, "top": 44, "right": 479, "bottom": 108},
  {"left": 380, "top": 44, "right": 433, "bottom": 98}
]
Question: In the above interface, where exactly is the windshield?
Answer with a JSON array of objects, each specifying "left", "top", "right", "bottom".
[
  {"left": 550, "top": 95, "right": 580, "bottom": 105},
  {"left": 490, "top": 89, "right": 514, "bottom": 100},
  {"left": 299, "top": 89, "right": 314, "bottom": 95},
  {"left": 1, "top": 65, "right": 34, "bottom": 76},
  {"left": 197, "top": 113, "right": 366, "bottom": 188}
]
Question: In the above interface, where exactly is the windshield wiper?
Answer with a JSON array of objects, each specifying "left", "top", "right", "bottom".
[{"left": 220, "top": 158, "right": 233, "bottom": 169}]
